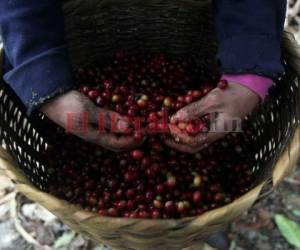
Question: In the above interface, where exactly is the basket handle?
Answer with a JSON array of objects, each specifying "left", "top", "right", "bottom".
[
  {"left": 0, "top": 43, "right": 3, "bottom": 78},
  {"left": 282, "top": 31, "right": 300, "bottom": 77}
]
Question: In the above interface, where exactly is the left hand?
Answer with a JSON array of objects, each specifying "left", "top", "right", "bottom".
[
  {"left": 163, "top": 82, "right": 260, "bottom": 153},
  {"left": 40, "top": 90, "right": 142, "bottom": 152}
]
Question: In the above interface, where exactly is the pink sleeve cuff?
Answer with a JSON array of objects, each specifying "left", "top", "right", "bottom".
[{"left": 221, "top": 74, "right": 273, "bottom": 101}]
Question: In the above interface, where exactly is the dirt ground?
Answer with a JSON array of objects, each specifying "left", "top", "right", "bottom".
[{"left": 229, "top": 164, "right": 300, "bottom": 250}]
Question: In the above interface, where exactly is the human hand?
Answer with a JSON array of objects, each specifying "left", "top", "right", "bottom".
[
  {"left": 164, "top": 82, "right": 260, "bottom": 153},
  {"left": 40, "top": 90, "right": 142, "bottom": 152}
]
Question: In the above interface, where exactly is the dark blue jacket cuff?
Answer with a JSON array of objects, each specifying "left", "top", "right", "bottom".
[
  {"left": 217, "top": 35, "right": 284, "bottom": 79},
  {"left": 4, "top": 46, "right": 75, "bottom": 115}
]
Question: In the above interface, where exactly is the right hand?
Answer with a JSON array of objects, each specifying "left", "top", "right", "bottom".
[
  {"left": 163, "top": 82, "right": 260, "bottom": 153},
  {"left": 40, "top": 90, "right": 143, "bottom": 152}
]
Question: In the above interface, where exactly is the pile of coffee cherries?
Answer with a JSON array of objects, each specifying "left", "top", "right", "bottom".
[{"left": 46, "top": 53, "right": 255, "bottom": 219}]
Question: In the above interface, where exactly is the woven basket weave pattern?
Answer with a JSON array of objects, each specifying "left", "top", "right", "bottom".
[
  {"left": 63, "top": 0, "right": 216, "bottom": 67},
  {"left": 0, "top": 1, "right": 299, "bottom": 249}
]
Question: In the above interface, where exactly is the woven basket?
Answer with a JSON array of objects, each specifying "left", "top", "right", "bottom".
[{"left": 1, "top": 0, "right": 300, "bottom": 249}]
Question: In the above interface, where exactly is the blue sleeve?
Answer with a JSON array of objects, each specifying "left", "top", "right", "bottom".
[
  {"left": 0, "top": 0, "right": 75, "bottom": 115},
  {"left": 214, "top": 0, "right": 287, "bottom": 79}
]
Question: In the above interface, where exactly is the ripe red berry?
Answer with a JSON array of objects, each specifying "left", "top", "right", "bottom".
[
  {"left": 164, "top": 201, "right": 176, "bottom": 214},
  {"left": 130, "top": 212, "right": 139, "bottom": 219},
  {"left": 80, "top": 86, "right": 90, "bottom": 94},
  {"left": 138, "top": 211, "right": 150, "bottom": 219},
  {"left": 177, "top": 96, "right": 184, "bottom": 102},
  {"left": 145, "top": 191, "right": 155, "bottom": 203},
  {"left": 137, "top": 99, "right": 148, "bottom": 108},
  {"left": 192, "top": 90, "right": 202, "bottom": 98},
  {"left": 147, "top": 122, "right": 157, "bottom": 133},
  {"left": 145, "top": 167, "right": 156, "bottom": 178},
  {"left": 131, "top": 149, "right": 144, "bottom": 160},
  {"left": 184, "top": 95, "right": 194, "bottom": 104},
  {"left": 175, "top": 102, "right": 184, "bottom": 110},
  {"left": 116, "top": 200, "right": 127, "bottom": 210},
  {"left": 141, "top": 157, "right": 152, "bottom": 168},
  {"left": 123, "top": 212, "right": 130, "bottom": 218},
  {"left": 186, "top": 123, "right": 198, "bottom": 136},
  {"left": 98, "top": 209, "right": 108, "bottom": 216},
  {"left": 127, "top": 200, "right": 135, "bottom": 210},
  {"left": 108, "top": 208, "right": 119, "bottom": 217},
  {"left": 103, "top": 80, "right": 114, "bottom": 91},
  {"left": 115, "top": 189, "right": 123, "bottom": 199},
  {"left": 202, "top": 86, "right": 212, "bottom": 95},
  {"left": 166, "top": 176, "right": 176, "bottom": 189},
  {"left": 126, "top": 189, "right": 136, "bottom": 198},
  {"left": 85, "top": 180, "right": 96, "bottom": 190},
  {"left": 214, "top": 193, "right": 225, "bottom": 203},
  {"left": 128, "top": 108, "right": 137, "bottom": 117},
  {"left": 137, "top": 183, "right": 145, "bottom": 193},
  {"left": 157, "top": 122, "right": 168, "bottom": 132},
  {"left": 154, "top": 95, "right": 164, "bottom": 103},
  {"left": 124, "top": 171, "right": 137, "bottom": 182},
  {"left": 148, "top": 112, "right": 158, "bottom": 122},
  {"left": 133, "top": 131, "right": 143, "bottom": 141},
  {"left": 218, "top": 79, "right": 228, "bottom": 90},
  {"left": 151, "top": 142, "right": 164, "bottom": 152},
  {"left": 98, "top": 199, "right": 105, "bottom": 209},
  {"left": 87, "top": 196, "right": 97, "bottom": 206},
  {"left": 102, "top": 91, "right": 111, "bottom": 100},
  {"left": 151, "top": 209, "right": 161, "bottom": 219},
  {"left": 155, "top": 184, "right": 165, "bottom": 194},
  {"left": 193, "top": 191, "right": 202, "bottom": 204},
  {"left": 88, "top": 90, "right": 99, "bottom": 100}
]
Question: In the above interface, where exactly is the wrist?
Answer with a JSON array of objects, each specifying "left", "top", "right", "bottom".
[
  {"left": 39, "top": 90, "right": 77, "bottom": 114},
  {"left": 221, "top": 74, "right": 273, "bottom": 101}
]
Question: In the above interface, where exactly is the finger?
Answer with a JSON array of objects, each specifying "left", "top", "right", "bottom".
[
  {"left": 203, "top": 113, "right": 232, "bottom": 142},
  {"left": 99, "top": 134, "right": 143, "bottom": 152},
  {"left": 172, "top": 96, "right": 211, "bottom": 122},
  {"left": 187, "top": 113, "right": 231, "bottom": 148},
  {"left": 75, "top": 126, "right": 142, "bottom": 152},
  {"left": 168, "top": 124, "right": 206, "bottom": 147},
  {"left": 163, "top": 137, "right": 202, "bottom": 154}
]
